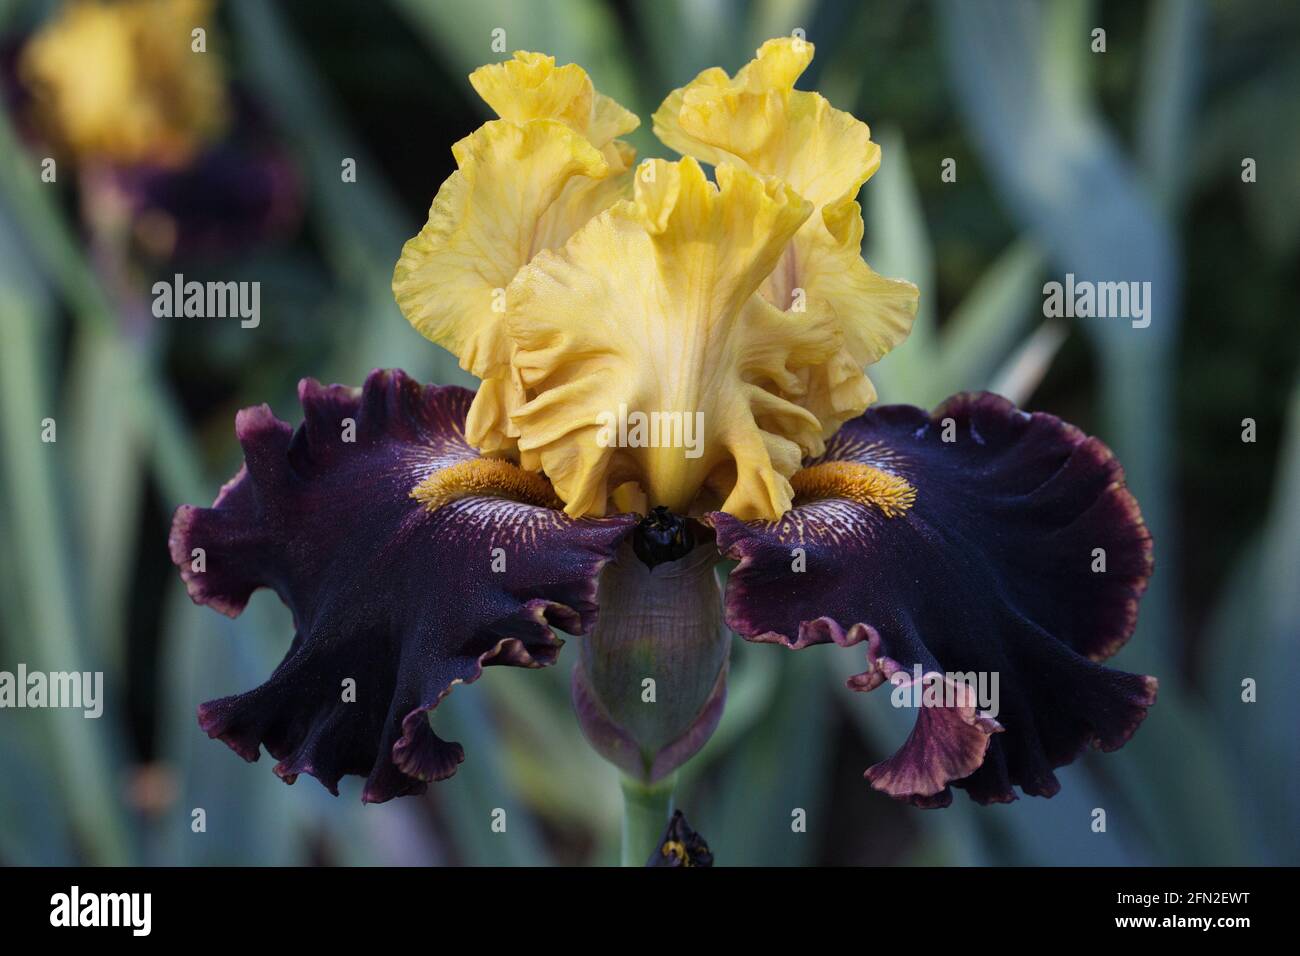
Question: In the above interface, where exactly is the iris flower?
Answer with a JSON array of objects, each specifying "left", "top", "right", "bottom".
[{"left": 171, "top": 39, "right": 1155, "bottom": 863}]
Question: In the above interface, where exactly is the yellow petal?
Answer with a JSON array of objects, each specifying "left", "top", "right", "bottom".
[
  {"left": 391, "top": 120, "right": 611, "bottom": 452},
  {"left": 19, "top": 0, "right": 228, "bottom": 167},
  {"left": 652, "top": 36, "right": 918, "bottom": 433},
  {"left": 395, "top": 119, "right": 607, "bottom": 374},
  {"left": 395, "top": 53, "right": 639, "bottom": 452},
  {"left": 589, "top": 94, "right": 642, "bottom": 150},
  {"left": 532, "top": 140, "right": 637, "bottom": 254},
  {"left": 764, "top": 196, "right": 919, "bottom": 432},
  {"left": 504, "top": 157, "right": 843, "bottom": 520},
  {"left": 469, "top": 51, "right": 639, "bottom": 148}
]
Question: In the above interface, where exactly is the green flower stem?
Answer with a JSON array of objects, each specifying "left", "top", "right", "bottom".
[{"left": 620, "top": 775, "right": 676, "bottom": 867}]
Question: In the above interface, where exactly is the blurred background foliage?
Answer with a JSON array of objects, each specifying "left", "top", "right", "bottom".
[{"left": 0, "top": 0, "right": 1297, "bottom": 866}]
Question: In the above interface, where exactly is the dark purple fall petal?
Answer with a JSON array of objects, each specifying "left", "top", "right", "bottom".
[
  {"left": 707, "top": 392, "right": 1156, "bottom": 807},
  {"left": 169, "top": 369, "right": 636, "bottom": 803}
]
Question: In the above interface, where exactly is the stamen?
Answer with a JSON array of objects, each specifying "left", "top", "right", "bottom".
[
  {"left": 790, "top": 461, "right": 917, "bottom": 517},
  {"left": 411, "top": 458, "right": 563, "bottom": 511}
]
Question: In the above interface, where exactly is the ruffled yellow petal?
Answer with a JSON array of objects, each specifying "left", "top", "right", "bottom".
[
  {"left": 652, "top": 37, "right": 868, "bottom": 208},
  {"left": 764, "top": 196, "right": 919, "bottom": 431},
  {"left": 653, "top": 37, "right": 918, "bottom": 434},
  {"left": 395, "top": 120, "right": 605, "bottom": 376},
  {"left": 504, "top": 157, "right": 844, "bottom": 520},
  {"left": 19, "top": 0, "right": 228, "bottom": 168},
  {"left": 532, "top": 139, "right": 638, "bottom": 254},
  {"left": 469, "top": 51, "right": 639, "bottom": 148},
  {"left": 394, "top": 52, "right": 639, "bottom": 453}
]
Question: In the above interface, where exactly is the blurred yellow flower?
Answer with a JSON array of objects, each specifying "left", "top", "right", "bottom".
[
  {"left": 19, "top": 0, "right": 229, "bottom": 168},
  {"left": 394, "top": 39, "right": 918, "bottom": 520}
]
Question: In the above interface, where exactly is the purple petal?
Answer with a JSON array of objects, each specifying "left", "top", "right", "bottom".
[
  {"left": 707, "top": 392, "right": 1156, "bottom": 806},
  {"left": 169, "top": 369, "right": 636, "bottom": 803}
]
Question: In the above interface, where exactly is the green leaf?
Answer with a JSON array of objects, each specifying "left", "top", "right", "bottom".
[
  {"left": 393, "top": 0, "right": 649, "bottom": 156},
  {"left": 1136, "top": 0, "right": 1205, "bottom": 211},
  {"left": 987, "top": 318, "right": 1069, "bottom": 405},
  {"left": 1203, "top": 378, "right": 1300, "bottom": 863},
  {"left": 229, "top": 0, "right": 467, "bottom": 386},
  {"left": 864, "top": 129, "right": 938, "bottom": 406},
  {"left": 427, "top": 691, "right": 551, "bottom": 865},
  {"left": 65, "top": 330, "right": 143, "bottom": 675},
  {"left": 938, "top": 239, "right": 1045, "bottom": 397},
  {"left": 154, "top": 587, "right": 300, "bottom": 866},
  {"left": 0, "top": 288, "right": 133, "bottom": 864},
  {"left": 688, "top": 647, "right": 832, "bottom": 866},
  {"left": 486, "top": 663, "right": 621, "bottom": 840},
  {"left": 0, "top": 710, "right": 75, "bottom": 865}
]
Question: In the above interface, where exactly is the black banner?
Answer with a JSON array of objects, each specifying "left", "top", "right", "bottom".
[{"left": 0, "top": 866, "right": 1282, "bottom": 940}]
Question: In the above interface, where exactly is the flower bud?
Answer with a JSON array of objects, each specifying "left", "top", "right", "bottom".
[{"left": 571, "top": 514, "right": 727, "bottom": 782}]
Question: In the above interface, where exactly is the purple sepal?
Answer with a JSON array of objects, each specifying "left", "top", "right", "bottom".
[
  {"left": 170, "top": 369, "right": 636, "bottom": 802},
  {"left": 708, "top": 392, "right": 1156, "bottom": 806}
]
